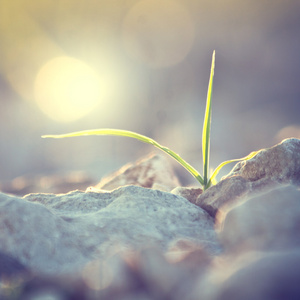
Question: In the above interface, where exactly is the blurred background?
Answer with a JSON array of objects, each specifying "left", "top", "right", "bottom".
[{"left": 0, "top": 0, "right": 300, "bottom": 191}]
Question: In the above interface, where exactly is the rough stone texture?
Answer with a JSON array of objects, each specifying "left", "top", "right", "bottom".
[
  {"left": 171, "top": 186, "right": 203, "bottom": 205},
  {"left": 228, "top": 138, "right": 300, "bottom": 185},
  {"left": 2, "top": 139, "right": 300, "bottom": 299},
  {"left": 0, "top": 185, "right": 217, "bottom": 275},
  {"left": 197, "top": 176, "right": 250, "bottom": 221},
  {"left": 196, "top": 138, "right": 300, "bottom": 221},
  {"left": 95, "top": 153, "right": 180, "bottom": 192},
  {"left": 219, "top": 185, "right": 300, "bottom": 252}
]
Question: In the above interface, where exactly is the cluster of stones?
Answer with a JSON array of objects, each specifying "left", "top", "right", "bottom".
[{"left": 1, "top": 138, "right": 300, "bottom": 299}]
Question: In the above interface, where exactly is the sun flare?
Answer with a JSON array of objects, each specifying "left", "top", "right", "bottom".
[{"left": 34, "top": 56, "right": 102, "bottom": 122}]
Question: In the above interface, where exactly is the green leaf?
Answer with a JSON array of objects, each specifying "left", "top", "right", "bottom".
[
  {"left": 206, "top": 150, "right": 259, "bottom": 188},
  {"left": 42, "top": 129, "right": 205, "bottom": 186},
  {"left": 42, "top": 51, "right": 260, "bottom": 192},
  {"left": 202, "top": 50, "right": 215, "bottom": 189}
]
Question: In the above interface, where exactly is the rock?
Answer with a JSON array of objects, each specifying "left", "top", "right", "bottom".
[
  {"left": 3, "top": 139, "right": 300, "bottom": 299},
  {"left": 171, "top": 186, "right": 203, "bottom": 205},
  {"left": 0, "top": 153, "right": 179, "bottom": 196},
  {"left": 0, "top": 185, "right": 218, "bottom": 275},
  {"left": 228, "top": 138, "right": 300, "bottom": 185},
  {"left": 214, "top": 251, "right": 300, "bottom": 300},
  {"left": 219, "top": 185, "right": 300, "bottom": 253},
  {"left": 11, "top": 274, "right": 88, "bottom": 300},
  {"left": 95, "top": 153, "right": 180, "bottom": 192},
  {"left": 2, "top": 246, "right": 213, "bottom": 300},
  {"left": 0, "top": 250, "right": 30, "bottom": 280},
  {"left": 196, "top": 138, "right": 300, "bottom": 221},
  {"left": 197, "top": 176, "right": 250, "bottom": 221},
  {"left": 0, "top": 171, "right": 96, "bottom": 196}
]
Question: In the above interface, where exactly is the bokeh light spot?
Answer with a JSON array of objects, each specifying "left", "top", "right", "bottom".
[
  {"left": 275, "top": 125, "right": 300, "bottom": 142},
  {"left": 122, "top": 0, "right": 195, "bottom": 69},
  {"left": 82, "top": 260, "right": 113, "bottom": 291},
  {"left": 34, "top": 56, "right": 102, "bottom": 122}
]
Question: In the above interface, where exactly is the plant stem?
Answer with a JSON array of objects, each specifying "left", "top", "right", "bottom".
[{"left": 202, "top": 50, "right": 215, "bottom": 189}]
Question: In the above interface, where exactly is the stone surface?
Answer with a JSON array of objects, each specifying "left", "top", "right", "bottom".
[
  {"left": 196, "top": 138, "right": 300, "bottom": 221},
  {"left": 0, "top": 251, "right": 30, "bottom": 280},
  {"left": 95, "top": 153, "right": 180, "bottom": 192},
  {"left": 214, "top": 251, "right": 300, "bottom": 300},
  {"left": 2, "top": 138, "right": 300, "bottom": 299},
  {"left": 219, "top": 185, "right": 300, "bottom": 252},
  {"left": 171, "top": 186, "right": 203, "bottom": 205},
  {"left": 1, "top": 246, "right": 213, "bottom": 300},
  {"left": 0, "top": 185, "right": 217, "bottom": 275},
  {"left": 228, "top": 138, "right": 300, "bottom": 185},
  {"left": 0, "top": 153, "right": 179, "bottom": 196}
]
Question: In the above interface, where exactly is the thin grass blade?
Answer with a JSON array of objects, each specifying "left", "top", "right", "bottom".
[
  {"left": 202, "top": 51, "right": 215, "bottom": 189},
  {"left": 42, "top": 129, "right": 205, "bottom": 185},
  {"left": 206, "top": 150, "right": 259, "bottom": 188}
]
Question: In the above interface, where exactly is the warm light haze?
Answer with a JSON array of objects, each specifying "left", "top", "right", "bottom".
[{"left": 34, "top": 56, "right": 102, "bottom": 122}]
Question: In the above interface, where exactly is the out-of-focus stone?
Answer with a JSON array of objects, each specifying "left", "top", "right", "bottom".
[
  {"left": 0, "top": 171, "right": 95, "bottom": 196},
  {"left": 214, "top": 251, "right": 300, "bottom": 300},
  {"left": 95, "top": 153, "right": 180, "bottom": 192},
  {"left": 196, "top": 138, "right": 300, "bottom": 221},
  {"left": 0, "top": 251, "right": 30, "bottom": 280},
  {"left": 2, "top": 246, "right": 213, "bottom": 300},
  {"left": 219, "top": 185, "right": 300, "bottom": 252}
]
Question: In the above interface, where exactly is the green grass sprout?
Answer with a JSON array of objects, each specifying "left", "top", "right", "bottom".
[
  {"left": 202, "top": 50, "right": 215, "bottom": 188},
  {"left": 42, "top": 128, "right": 205, "bottom": 186},
  {"left": 42, "top": 51, "right": 257, "bottom": 190}
]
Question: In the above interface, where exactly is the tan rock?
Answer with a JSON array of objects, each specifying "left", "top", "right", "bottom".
[
  {"left": 196, "top": 138, "right": 300, "bottom": 222},
  {"left": 171, "top": 186, "right": 203, "bottom": 205},
  {"left": 227, "top": 138, "right": 300, "bottom": 185},
  {"left": 95, "top": 153, "right": 180, "bottom": 191}
]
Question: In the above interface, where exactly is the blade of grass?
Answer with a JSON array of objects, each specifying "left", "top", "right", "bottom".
[
  {"left": 206, "top": 150, "right": 259, "bottom": 188},
  {"left": 202, "top": 50, "right": 215, "bottom": 189},
  {"left": 42, "top": 129, "right": 205, "bottom": 186}
]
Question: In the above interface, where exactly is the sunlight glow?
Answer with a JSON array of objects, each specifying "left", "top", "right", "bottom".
[
  {"left": 34, "top": 56, "right": 102, "bottom": 122},
  {"left": 122, "top": 0, "right": 195, "bottom": 68},
  {"left": 275, "top": 125, "right": 300, "bottom": 142}
]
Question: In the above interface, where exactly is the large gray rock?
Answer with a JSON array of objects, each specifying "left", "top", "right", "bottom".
[
  {"left": 214, "top": 251, "right": 300, "bottom": 300},
  {"left": 196, "top": 138, "right": 300, "bottom": 221},
  {"left": 219, "top": 185, "right": 300, "bottom": 252},
  {"left": 2, "top": 246, "right": 213, "bottom": 300},
  {"left": 0, "top": 185, "right": 218, "bottom": 275}
]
